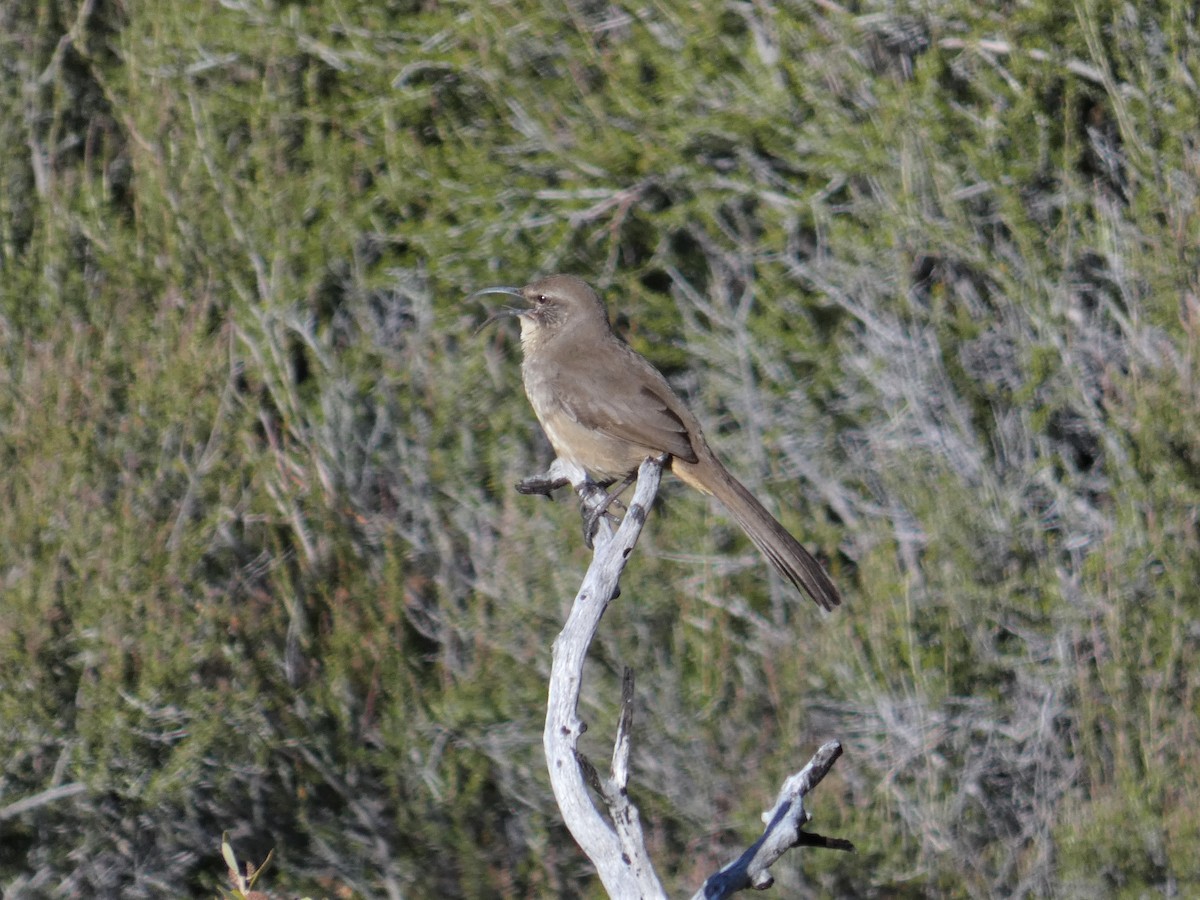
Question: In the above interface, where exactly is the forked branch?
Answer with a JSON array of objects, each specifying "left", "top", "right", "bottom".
[{"left": 540, "top": 455, "right": 851, "bottom": 898}]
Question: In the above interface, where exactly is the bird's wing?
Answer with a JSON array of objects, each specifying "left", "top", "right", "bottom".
[{"left": 549, "top": 349, "right": 700, "bottom": 464}]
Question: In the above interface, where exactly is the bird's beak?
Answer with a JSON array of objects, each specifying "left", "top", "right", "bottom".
[{"left": 469, "top": 286, "right": 528, "bottom": 333}]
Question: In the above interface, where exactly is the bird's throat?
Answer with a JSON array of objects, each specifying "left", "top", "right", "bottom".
[{"left": 518, "top": 315, "right": 550, "bottom": 351}]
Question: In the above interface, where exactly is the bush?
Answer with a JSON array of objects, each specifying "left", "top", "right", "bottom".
[{"left": 2, "top": 0, "right": 1197, "bottom": 896}]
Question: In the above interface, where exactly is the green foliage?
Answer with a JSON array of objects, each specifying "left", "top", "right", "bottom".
[{"left": 2, "top": 0, "right": 1198, "bottom": 896}]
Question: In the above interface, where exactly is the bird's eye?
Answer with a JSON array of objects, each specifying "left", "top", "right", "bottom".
[{"left": 535, "top": 294, "right": 548, "bottom": 305}]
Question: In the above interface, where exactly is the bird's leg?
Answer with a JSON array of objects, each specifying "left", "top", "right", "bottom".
[
  {"left": 578, "top": 479, "right": 623, "bottom": 550},
  {"left": 588, "top": 468, "right": 637, "bottom": 516},
  {"left": 514, "top": 459, "right": 619, "bottom": 547},
  {"left": 515, "top": 458, "right": 646, "bottom": 551},
  {"left": 578, "top": 472, "right": 643, "bottom": 549},
  {"left": 580, "top": 460, "right": 664, "bottom": 548}
]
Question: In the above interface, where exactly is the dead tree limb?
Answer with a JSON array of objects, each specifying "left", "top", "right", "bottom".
[
  {"left": 543, "top": 456, "right": 668, "bottom": 899},
  {"left": 540, "top": 455, "right": 851, "bottom": 898},
  {"left": 691, "top": 740, "right": 854, "bottom": 900}
]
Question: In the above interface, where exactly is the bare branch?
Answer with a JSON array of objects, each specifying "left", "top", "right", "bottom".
[
  {"left": 610, "top": 667, "right": 636, "bottom": 792},
  {"left": 542, "top": 456, "right": 668, "bottom": 899},
  {"left": 0, "top": 783, "right": 86, "bottom": 822},
  {"left": 692, "top": 741, "right": 852, "bottom": 900},
  {"left": 541, "top": 456, "right": 849, "bottom": 898},
  {"left": 591, "top": 668, "right": 661, "bottom": 895}
]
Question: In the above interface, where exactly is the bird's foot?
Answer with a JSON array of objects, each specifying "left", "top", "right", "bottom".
[{"left": 579, "top": 482, "right": 622, "bottom": 549}]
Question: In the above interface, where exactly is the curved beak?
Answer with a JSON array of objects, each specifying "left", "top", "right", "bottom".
[{"left": 469, "top": 286, "right": 529, "bottom": 333}]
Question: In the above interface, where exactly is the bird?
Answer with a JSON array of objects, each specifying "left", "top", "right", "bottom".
[{"left": 473, "top": 274, "right": 840, "bottom": 611}]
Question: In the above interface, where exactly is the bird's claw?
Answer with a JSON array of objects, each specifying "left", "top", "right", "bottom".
[{"left": 579, "top": 483, "right": 620, "bottom": 549}]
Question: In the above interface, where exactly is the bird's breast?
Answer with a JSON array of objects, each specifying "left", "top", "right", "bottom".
[{"left": 520, "top": 357, "right": 646, "bottom": 481}]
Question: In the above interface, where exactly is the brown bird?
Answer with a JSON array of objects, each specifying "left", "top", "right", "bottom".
[{"left": 474, "top": 274, "right": 840, "bottom": 611}]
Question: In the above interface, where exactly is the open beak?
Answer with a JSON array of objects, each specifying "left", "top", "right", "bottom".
[{"left": 469, "top": 286, "right": 528, "bottom": 334}]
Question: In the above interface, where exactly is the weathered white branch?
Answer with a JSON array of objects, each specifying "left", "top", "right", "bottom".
[
  {"left": 692, "top": 740, "right": 852, "bottom": 899},
  {"left": 591, "top": 668, "right": 660, "bottom": 890},
  {"left": 541, "top": 455, "right": 851, "bottom": 898},
  {"left": 543, "top": 456, "right": 668, "bottom": 899}
]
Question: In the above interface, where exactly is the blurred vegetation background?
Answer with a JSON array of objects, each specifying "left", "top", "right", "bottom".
[{"left": 2, "top": 0, "right": 1197, "bottom": 896}]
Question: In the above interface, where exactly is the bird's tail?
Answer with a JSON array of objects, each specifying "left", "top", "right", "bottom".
[{"left": 683, "top": 458, "right": 841, "bottom": 611}]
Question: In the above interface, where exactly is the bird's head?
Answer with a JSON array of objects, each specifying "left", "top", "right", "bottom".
[{"left": 471, "top": 275, "right": 610, "bottom": 348}]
